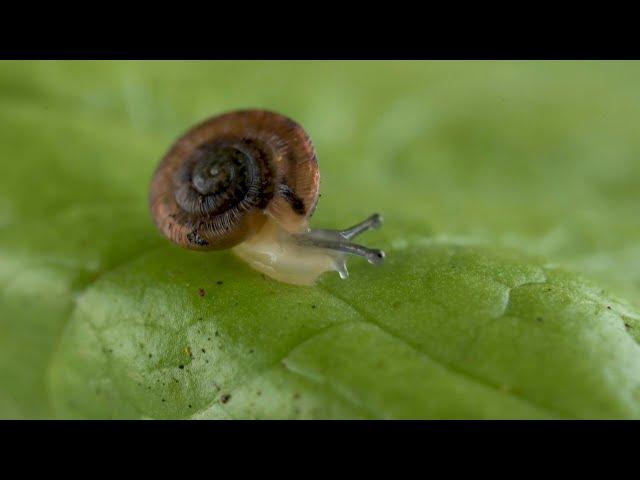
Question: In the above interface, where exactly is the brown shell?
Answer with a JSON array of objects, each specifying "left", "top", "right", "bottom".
[{"left": 149, "top": 110, "right": 320, "bottom": 250}]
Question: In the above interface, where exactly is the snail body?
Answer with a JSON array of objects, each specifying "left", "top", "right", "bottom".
[{"left": 149, "top": 109, "right": 383, "bottom": 286}]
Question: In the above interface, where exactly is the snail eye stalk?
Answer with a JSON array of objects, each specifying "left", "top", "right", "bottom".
[
  {"left": 293, "top": 214, "right": 385, "bottom": 274},
  {"left": 338, "top": 213, "right": 383, "bottom": 240}
]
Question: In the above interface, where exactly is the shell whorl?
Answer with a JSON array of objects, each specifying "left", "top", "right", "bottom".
[{"left": 149, "top": 110, "right": 320, "bottom": 250}]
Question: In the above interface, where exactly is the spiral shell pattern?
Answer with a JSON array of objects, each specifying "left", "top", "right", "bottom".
[{"left": 149, "top": 110, "right": 320, "bottom": 250}]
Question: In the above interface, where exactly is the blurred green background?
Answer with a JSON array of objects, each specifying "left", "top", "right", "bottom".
[{"left": 1, "top": 61, "right": 639, "bottom": 418}]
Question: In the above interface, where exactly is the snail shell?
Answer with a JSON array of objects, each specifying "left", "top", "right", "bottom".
[
  {"left": 150, "top": 110, "right": 319, "bottom": 250},
  {"left": 150, "top": 109, "right": 383, "bottom": 285}
]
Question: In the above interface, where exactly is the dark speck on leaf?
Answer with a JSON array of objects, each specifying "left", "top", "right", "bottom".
[
  {"left": 249, "top": 349, "right": 254, "bottom": 354},
  {"left": 217, "top": 280, "right": 223, "bottom": 285},
  {"left": 625, "top": 323, "right": 632, "bottom": 330},
  {"left": 162, "top": 398, "right": 166, "bottom": 402},
  {"left": 311, "top": 304, "right": 316, "bottom": 309},
  {"left": 148, "top": 353, "right": 152, "bottom": 358},
  {"left": 178, "top": 365, "right": 184, "bottom": 370},
  {"left": 188, "top": 404, "right": 192, "bottom": 408},
  {"left": 607, "top": 305, "right": 612, "bottom": 310},
  {"left": 537, "top": 317, "right": 543, "bottom": 322},
  {"left": 220, "top": 393, "right": 231, "bottom": 404},
  {"left": 215, "top": 331, "right": 219, "bottom": 337},
  {"left": 198, "top": 288, "right": 206, "bottom": 297},
  {"left": 202, "top": 348, "right": 206, "bottom": 353}
]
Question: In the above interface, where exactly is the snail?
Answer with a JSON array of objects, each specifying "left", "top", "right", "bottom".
[{"left": 149, "top": 109, "right": 384, "bottom": 286}]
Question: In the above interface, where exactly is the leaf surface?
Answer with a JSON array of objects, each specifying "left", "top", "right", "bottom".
[{"left": 1, "top": 61, "right": 640, "bottom": 418}]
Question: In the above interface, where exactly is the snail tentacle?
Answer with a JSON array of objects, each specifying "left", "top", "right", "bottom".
[
  {"left": 293, "top": 214, "right": 385, "bottom": 265},
  {"left": 339, "top": 213, "right": 383, "bottom": 239}
]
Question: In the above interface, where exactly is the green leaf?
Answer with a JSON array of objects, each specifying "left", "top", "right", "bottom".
[{"left": 2, "top": 61, "right": 640, "bottom": 418}]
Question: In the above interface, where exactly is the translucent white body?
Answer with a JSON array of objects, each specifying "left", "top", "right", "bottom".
[{"left": 233, "top": 215, "right": 384, "bottom": 286}]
